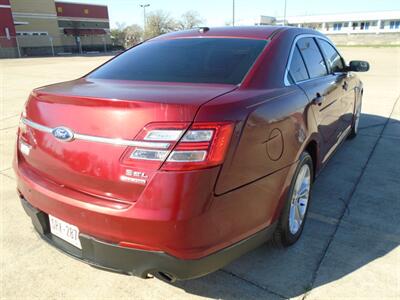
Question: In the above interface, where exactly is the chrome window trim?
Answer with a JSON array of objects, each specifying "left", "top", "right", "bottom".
[
  {"left": 284, "top": 34, "right": 335, "bottom": 86},
  {"left": 21, "top": 118, "right": 170, "bottom": 149}
]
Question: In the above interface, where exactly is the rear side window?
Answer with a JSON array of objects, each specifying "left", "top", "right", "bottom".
[
  {"left": 89, "top": 38, "right": 267, "bottom": 85},
  {"left": 288, "top": 46, "right": 309, "bottom": 82},
  {"left": 318, "top": 39, "right": 345, "bottom": 73},
  {"left": 297, "top": 37, "right": 328, "bottom": 78}
]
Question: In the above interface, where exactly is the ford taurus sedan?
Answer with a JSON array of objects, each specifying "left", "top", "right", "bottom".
[{"left": 14, "top": 26, "right": 369, "bottom": 282}]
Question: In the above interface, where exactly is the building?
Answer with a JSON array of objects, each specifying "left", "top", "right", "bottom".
[
  {"left": 0, "top": 0, "right": 17, "bottom": 56},
  {"left": 240, "top": 11, "right": 400, "bottom": 45},
  {"left": 0, "top": 0, "right": 111, "bottom": 57},
  {"left": 281, "top": 11, "right": 400, "bottom": 36}
]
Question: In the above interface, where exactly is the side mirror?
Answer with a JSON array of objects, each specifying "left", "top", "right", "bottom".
[{"left": 348, "top": 60, "right": 370, "bottom": 72}]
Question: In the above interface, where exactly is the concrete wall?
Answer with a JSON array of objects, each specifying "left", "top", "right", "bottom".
[
  {"left": 328, "top": 33, "right": 400, "bottom": 45},
  {"left": 10, "top": 0, "right": 62, "bottom": 44},
  {"left": 10, "top": 0, "right": 57, "bottom": 14}
]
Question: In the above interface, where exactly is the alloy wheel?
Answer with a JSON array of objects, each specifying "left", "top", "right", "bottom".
[{"left": 288, "top": 164, "right": 311, "bottom": 235}]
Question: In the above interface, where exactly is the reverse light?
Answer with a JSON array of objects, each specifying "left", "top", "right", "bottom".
[
  {"left": 181, "top": 130, "right": 213, "bottom": 142},
  {"left": 130, "top": 148, "right": 169, "bottom": 161},
  {"left": 167, "top": 150, "right": 207, "bottom": 162},
  {"left": 144, "top": 130, "right": 184, "bottom": 141}
]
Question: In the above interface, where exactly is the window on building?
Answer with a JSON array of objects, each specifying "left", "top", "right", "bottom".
[
  {"left": 360, "top": 22, "right": 365, "bottom": 30},
  {"left": 365, "top": 22, "right": 370, "bottom": 30},
  {"left": 297, "top": 37, "right": 328, "bottom": 78},
  {"left": 372, "top": 21, "right": 377, "bottom": 26},
  {"left": 396, "top": 21, "right": 400, "bottom": 29},
  {"left": 380, "top": 21, "right": 385, "bottom": 29},
  {"left": 84, "top": 8, "right": 89, "bottom": 15},
  {"left": 333, "top": 23, "right": 343, "bottom": 31},
  {"left": 57, "top": 6, "right": 63, "bottom": 13},
  {"left": 318, "top": 39, "right": 345, "bottom": 73},
  {"left": 288, "top": 46, "right": 309, "bottom": 83},
  {"left": 352, "top": 22, "right": 358, "bottom": 30}
]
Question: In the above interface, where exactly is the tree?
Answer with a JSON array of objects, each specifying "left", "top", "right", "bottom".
[
  {"left": 110, "top": 22, "right": 127, "bottom": 47},
  {"left": 124, "top": 24, "right": 143, "bottom": 47},
  {"left": 110, "top": 22, "right": 143, "bottom": 49},
  {"left": 144, "top": 10, "right": 177, "bottom": 39},
  {"left": 178, "top": 11, "right": 204, "bottom": 30}
]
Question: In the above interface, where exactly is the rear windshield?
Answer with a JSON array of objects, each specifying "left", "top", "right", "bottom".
[{"left": 89, "top": 38, "right": 267, "bottom": 85}]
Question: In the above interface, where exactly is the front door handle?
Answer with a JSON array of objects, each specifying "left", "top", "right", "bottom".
[
  {"left": 342, "top": 81, "right": 348, "bottom": 91},
  {"left": 312, "top": 93, "right": 324, "bottom": 106}
]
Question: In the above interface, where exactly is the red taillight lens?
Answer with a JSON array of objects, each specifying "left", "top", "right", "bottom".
[
  {"left": 162, "top": 122, "right": 234, "bottom": 171},
  {"left": 121, "top": 122, "right": 234, "bottom": 171}
]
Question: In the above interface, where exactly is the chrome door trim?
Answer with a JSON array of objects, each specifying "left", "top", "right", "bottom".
[{"left": 21, "top": 118, "right": 170, "bottom": 149}]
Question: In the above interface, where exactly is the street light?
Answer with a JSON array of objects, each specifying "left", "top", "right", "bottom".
[
  {"left": 232, "top": 0, "right": 235, "bottom": 26},
  {"left": 283, "top": 0, "right": 287, "bottom": 26},
  {"left": 140, "top": 4, "right": 150, "bottom": 31}
]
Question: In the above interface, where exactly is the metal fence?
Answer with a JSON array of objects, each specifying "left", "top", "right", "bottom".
[{"left": 0, "top": 35, "right": 124, "bottom": 58}]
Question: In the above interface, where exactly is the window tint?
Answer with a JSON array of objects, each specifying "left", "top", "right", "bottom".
[
  {"left": 318, "top": 39, "right": 345, "bottom": 73},
  {"left": 289, "top": 46, "right": 309, "bottom": 82},
  {"left": 297, "top": 38, "right": 327, "bottom": 78},
  {"left": 89, "top": 38, "right": 267, "bottom": 85}
]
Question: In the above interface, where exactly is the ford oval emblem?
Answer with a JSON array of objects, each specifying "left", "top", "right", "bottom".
[{"left": 52, "top": 127, "right": 74, "bottom": 142}]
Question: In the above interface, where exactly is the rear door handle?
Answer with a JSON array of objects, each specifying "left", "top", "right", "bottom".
[
  {"left": 342, "top": 81, "right": 348, "bottom": 91},
  {"left": 312, "top": 93, "right": 324, "bottom": 106}
]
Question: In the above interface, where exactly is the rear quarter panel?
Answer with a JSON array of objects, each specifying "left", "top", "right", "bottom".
[{"left": 195, "top": 85, "right": 315, "bottom": 194}]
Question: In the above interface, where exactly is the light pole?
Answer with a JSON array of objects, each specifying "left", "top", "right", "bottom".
[
  {"left": 140, "top": 4, "right": 150, "bottom": 32},
  {"left": 232, "top": 0, "right": 235, "bottom": 26},
  {"left": 283, "top": 0, "right": 287, "bottom": 26}
]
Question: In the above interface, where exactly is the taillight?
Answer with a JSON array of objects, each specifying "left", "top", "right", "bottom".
[
  {"left": 121, "top": 122, "right": 234, "bottom": 171},
  {"left": 162, "top": 122, "right": 234, "bottom": 171}
]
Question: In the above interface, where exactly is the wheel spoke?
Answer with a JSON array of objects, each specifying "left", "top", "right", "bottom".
[{"left": 288, "top": 164, "right": 311, "bottom": 235}]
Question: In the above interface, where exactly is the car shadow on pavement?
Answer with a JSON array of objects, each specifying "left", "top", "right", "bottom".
[{"left": 170, "top": 113, "right": 400, "bottom": 299}]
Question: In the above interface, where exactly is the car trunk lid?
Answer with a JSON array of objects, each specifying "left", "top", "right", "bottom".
[{"left": 19, "top": 78, "right": 236, "bottom": 203}]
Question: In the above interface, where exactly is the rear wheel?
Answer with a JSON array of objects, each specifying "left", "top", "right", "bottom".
[{"left": 273, "top": 152, "right": 313, "bottom": 247}]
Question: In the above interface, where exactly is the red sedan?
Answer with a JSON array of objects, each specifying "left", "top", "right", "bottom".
[{"left": 14, "top": 26, "right": 369, "bottom": 282}]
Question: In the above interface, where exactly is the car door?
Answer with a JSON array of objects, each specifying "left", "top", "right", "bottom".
[
  {"left": 292, "top": 37, "right": 345, "bottom": 159},
  {"left": 317, "top": 38, "right": 355, "bottom": 134}
]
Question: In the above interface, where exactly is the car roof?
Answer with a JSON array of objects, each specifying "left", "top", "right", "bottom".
[{"left": 151, "top": 26, "right": 298, "bottom": 41}]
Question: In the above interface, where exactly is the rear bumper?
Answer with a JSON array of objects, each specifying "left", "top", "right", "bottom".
[{"left": 21, "top": 196, "right": 276, "bottom": 281}]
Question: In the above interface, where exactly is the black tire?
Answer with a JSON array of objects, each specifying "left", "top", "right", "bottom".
[
  {"left": 348, "top": 95, "right": 362, "bottom": 139},
  {"left": 272, "top": 152, "right": 313, "bottom": 247}
]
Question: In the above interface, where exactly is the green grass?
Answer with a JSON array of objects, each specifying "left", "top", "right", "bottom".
[{"left": 336, "top": 44, "right": 400, "bottom": 48}]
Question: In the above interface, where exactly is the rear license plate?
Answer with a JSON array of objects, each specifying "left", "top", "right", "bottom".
[{"left": 49, "top": 215, "right": 82, "bottom": 249}]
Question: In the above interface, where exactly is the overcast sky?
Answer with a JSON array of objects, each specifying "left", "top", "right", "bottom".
[{"left": 61, "top": 0, "right": 400, "bottom": 28}]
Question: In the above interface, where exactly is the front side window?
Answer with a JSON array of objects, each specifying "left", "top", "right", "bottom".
[
  {"left": 288, "top": 46, "right": 309, "bottom": 82},
  {"left": 297, "top": 37, "right": 328, "bottom": 79},
  {"left": 89, "top": 38, "right": 267, "bottom": 85},
  {"left": 318, "top": 39, "right": 345, "bottom": 73}
]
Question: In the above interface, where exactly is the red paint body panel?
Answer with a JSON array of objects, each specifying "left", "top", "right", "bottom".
[
  {"left": 0, "top": 0, "right": 16, "bottom": 48},
  {"left": 22, "top": 79, "right": 235, "bottom": 203},
  {"left": 15, "top": 27, "right": 363, "bottom": 276},
  {"left": 55, "top": 1, "right": 109, "bottom": 19}
]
